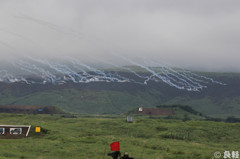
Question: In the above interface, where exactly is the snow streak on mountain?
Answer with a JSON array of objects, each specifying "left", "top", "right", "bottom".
[{"left": 0, "top": 57, "right": 225, "bottom": 92}]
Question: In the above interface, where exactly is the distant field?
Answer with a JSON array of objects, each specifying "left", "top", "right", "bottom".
[{"left": 0, "top": 113, "right": 239, "bottom": 159}]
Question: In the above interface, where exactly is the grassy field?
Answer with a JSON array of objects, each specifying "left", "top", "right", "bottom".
[{"left": 0, "top": 113, "right": 239, "bottom": 159}]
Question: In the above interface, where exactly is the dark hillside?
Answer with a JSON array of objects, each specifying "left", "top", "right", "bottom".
[{"left": 0, "top": 72, "right": 239, "bottom": 117}]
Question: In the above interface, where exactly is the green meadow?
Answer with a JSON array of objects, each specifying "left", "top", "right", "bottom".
[{"left": 0, "top": 113, "right": 239, "bottom": 159}]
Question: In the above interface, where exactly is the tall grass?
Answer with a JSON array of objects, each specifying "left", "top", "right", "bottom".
[{"left": 0, "top": 113, "right": 239, "bottom": 159}]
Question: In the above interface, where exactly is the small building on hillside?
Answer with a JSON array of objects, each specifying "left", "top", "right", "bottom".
[
  {"left": 0, "top": 125, "right": 31, "bottom": 139},
  {"left": 135, "top": 107, "right": 174, "bottom": 116}
]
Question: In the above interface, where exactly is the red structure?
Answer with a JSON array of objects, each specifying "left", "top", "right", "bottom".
[{"left": 135, "top": 107, "right": 174, "bottom": 116}]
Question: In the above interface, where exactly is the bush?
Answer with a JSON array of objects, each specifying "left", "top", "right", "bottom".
[
  {"left": 157, "top": 105, "right": 201, "bottom": 115},
  {"left": 225, "top": 116, "right": 240, "bottom": 123}
]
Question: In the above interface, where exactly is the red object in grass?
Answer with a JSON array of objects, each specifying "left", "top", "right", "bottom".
[{"left": 110, "top": 141, "right": 120, "bottom": 151}]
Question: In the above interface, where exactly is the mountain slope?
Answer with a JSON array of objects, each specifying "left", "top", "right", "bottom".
[{"left": 0, "top": 72, "right": 239, "bottom": 118}]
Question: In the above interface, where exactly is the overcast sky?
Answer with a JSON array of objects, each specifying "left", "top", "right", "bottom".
[{"left": 0, "top": 0, "right": 239, "bottom": 72}]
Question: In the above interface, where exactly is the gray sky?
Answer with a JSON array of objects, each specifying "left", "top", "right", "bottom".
[{"left": 0, "top": 0, "right": 240, "bottom": 72}]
